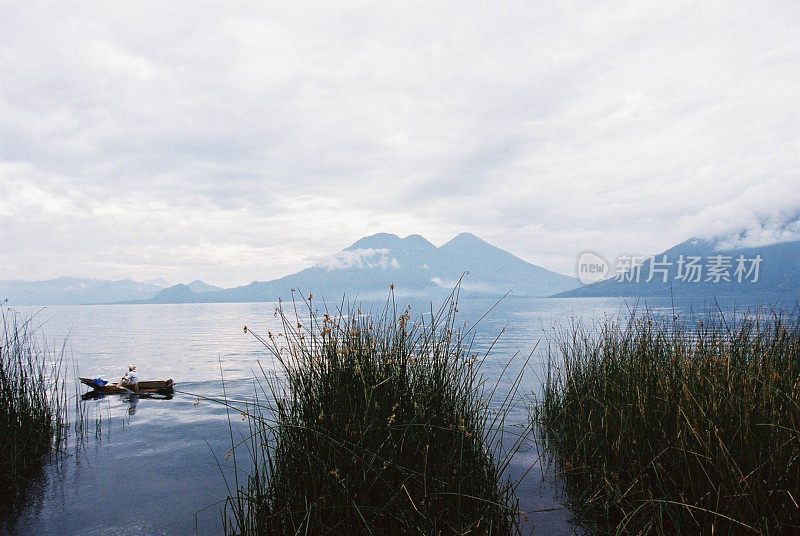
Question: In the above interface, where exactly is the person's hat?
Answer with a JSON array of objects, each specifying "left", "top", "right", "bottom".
[{"left": 129, "top": 364, "right": 136, "bottom": 371}]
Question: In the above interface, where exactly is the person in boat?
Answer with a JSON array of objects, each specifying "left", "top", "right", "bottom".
[{"left": 116, "top": 364, "right": 139, "bottom": 392}]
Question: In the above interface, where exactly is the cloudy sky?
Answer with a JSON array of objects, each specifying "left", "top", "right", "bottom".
[{"left": 2, "top": 2, "right": 799, "bottom": 287}]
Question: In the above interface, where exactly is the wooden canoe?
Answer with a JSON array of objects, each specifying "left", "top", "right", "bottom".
[{"left": 80, "top": 377, "right": 175, "bottom": 394}]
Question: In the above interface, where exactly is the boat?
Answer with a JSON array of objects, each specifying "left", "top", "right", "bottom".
[{"left": 80, "top": 377, "right": 175, "bottom": 394}]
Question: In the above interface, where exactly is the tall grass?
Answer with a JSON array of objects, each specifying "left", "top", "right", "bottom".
[
  {"left": 224, "top": 290, "right": 525, "bottom": 535},
  {"left": 536, "top": 309, "right": 800, "bottom": 535},
  {"left": 0, "top": 306, "right": 67, "bottom": 507}
]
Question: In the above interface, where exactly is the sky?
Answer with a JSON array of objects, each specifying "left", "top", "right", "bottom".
[{"left": 1, "top": 1, "right": 799, "bottom": 287}]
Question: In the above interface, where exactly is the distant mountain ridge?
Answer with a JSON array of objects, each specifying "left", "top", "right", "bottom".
[
  {"left": 1, "top": 232, "right": 580, "bottom": 305},
  {"left": 555, "top": 238, "right": 800, "bottom": 299},
  {"left": 9, "top": 233, "right": 795, "bottom": 306},
  {"left": 0, "top": 277, "right": 221, "bottom": 306},
  {"left": 144, "top": 232, "right": 581, "bottom": 303},
  {"left": 187, "top": 280, "right": 222, "bottom": 293},
  {"left": 0, "top": 277, "right": 166, "bottom": 306}
]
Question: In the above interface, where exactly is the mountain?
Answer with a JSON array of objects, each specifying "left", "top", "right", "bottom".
[
  {"left": 0, "top": 278, "right": 223, "bottom": 306},
  {"left": 145, "top": 232, "right": 581, "bottom": 303},
  {"left": 555, "top": 238, "right": 800, "bottom": 299},
  {"left": 147, "top": 284, "right": 199, "bottom": 303},
  {"left": 145, "top": 281, "right": 223, "bottom": 303},
  {"left": 187, "top": 280, "right": 222, "bottom": 293},
  {"left": 0, "top": 277, "right": 165, "bottom": 306}
]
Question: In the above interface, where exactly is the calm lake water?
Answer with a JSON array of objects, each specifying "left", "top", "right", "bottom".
[{"left": 2, "top": 295, "right": 784, "bottom": 536}]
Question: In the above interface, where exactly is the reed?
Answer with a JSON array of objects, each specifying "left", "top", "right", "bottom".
[
  {"left": 536, "top": 309, "right": 800, "bottom": 535},
  {"left": 0, "top": 306, "right": 67, "bottom": 507},
  {"left": 224, "top": 290, "right": 524, "bottom": 536}
]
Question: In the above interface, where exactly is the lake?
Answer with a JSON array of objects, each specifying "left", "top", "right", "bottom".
[{"left": 2, "top": 295, "right": 782, "bottom": 535}]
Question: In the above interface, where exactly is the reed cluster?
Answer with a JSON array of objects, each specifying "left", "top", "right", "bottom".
[
  {"left": 0, "top": 306, "right": 66, "bottom": 507},
  {"left": 225, "top": 292, "right": 523, "bottom": 536},
  {"left": 537, "top": 310, "right": 800, "bottom": 535}
]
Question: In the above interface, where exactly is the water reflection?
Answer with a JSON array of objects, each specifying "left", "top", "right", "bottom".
[
  {"left": 0, "top": 463, "right": 47, "bottom": 535},
  {"left": 80, "top": 391, "right": 175, "bottom": 402},
  {"left": 127, "top": 394, "right": 138, "bottom": 415}
]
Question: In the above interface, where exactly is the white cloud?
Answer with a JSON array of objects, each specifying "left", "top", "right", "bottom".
[
  {"left": 316, "top": 249, "right": 400, "bottom": 271},
  {"left": 431, "top": 276, "right": 494, "bottom": 293},
  {"left": 1, "top": 2, "right": 799, "bottom": 284}
]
